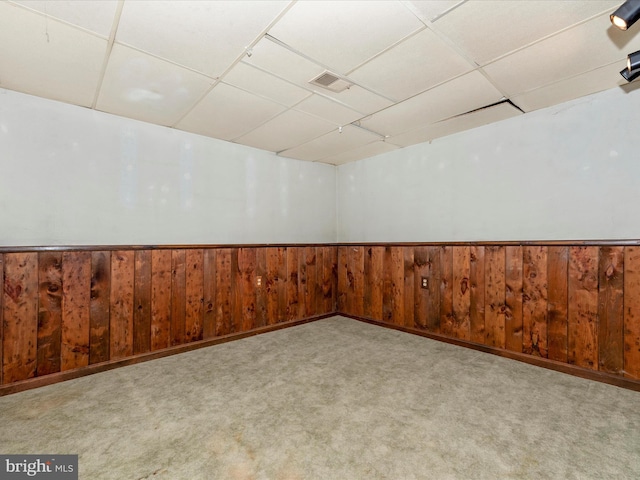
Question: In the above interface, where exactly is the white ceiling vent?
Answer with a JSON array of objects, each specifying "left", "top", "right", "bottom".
[{"left": 309, "top": 71, "right": 353, "bottom": 93}]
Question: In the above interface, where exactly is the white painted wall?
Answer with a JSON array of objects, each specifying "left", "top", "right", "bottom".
[
  {"left": 337, "top": 86, "right": 640, "bottom": 242},
  {"left": 0, "top": 88, "right": 336, "bottom": 246}
]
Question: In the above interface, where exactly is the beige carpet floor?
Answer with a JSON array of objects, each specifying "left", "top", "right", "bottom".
[{"left": 0, "top": 316, "right": 639, "bottom": 479}]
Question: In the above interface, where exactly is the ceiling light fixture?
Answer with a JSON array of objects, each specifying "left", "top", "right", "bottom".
[
  {"left": 621, "top": 49, "right": 640, "bottom": 82},
  {"left": 620, "top": 67, "right": 640, "bottom": 81},
  {"left": 610, "top": 0, "right": 640, "bottom": 30}
]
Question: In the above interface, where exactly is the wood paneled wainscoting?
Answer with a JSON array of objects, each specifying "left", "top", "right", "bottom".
[
  {"left": 0, "top": 245, "right": 338, "bottom": 395},
  {"left": 337, "top": 242, "right": 640, "bottom": 391}
]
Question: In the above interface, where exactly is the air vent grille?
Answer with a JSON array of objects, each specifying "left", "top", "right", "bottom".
[{"left": 309, "top": 71, "right": 353, "bottom": 93}]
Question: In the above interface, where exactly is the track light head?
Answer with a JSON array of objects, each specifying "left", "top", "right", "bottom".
[
  {"left": 620, "top": 67, "right": 640, "bottom": 82},
  {"left": 628, "top": 50, "right": 640, "bottom": 71},
  {"left": 611, "top": 0, "right": 640, "bottom": 30}
]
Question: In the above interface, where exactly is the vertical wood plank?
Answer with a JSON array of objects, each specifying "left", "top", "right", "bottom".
[
  {"left": 133, "top": 250, "right": 152, "bottom": 355},
  {"left": 505, "top": 246, "right": 523, "bottom": 352},
  {"left": 330, "top": 246, "right": 338, "bottom": 312},
  {"left": 37, "top": 252, "right": 62, "bottom": 376},
  {"left": 203, "top": 249, "right": 217, "bottom": 339},
  {"left": 370, "top": 246, "right": 384, "bottom": 321},
  {"left": 278, "top": 247, "right": 288, "bottom": 322},
  {"left": 484, "top": 246, "right": 506, "bottom": 348},
  {"left": 598, "top": 246, "right": 624, "bottom": 374},
  {"left": 150, "top": 250, "right": 172, "bottom": 350},
  {"left": 568, "top": 247, "right": 599, "bottom": 370},
  {"left": 470, "top": 246, "right": 485, "bottom": 344},
  {"left": 110, "top": 251, "right": 135, "bottom": 359},
  {"left": 350, "top": 247, "right": 365, "bottom": 317},
  {"left": 0, "top": 254, "right": 2, "bottom": 385},
  {"left": 391, "top": 247, "right": 405, "bottom": 326},
  {"left": 90, "top": 251, "right": 110, "bottom": 364},
  {"left": 523, "top": 246, "right": 548, "bottom": 357},
  {"left": 413, "top": 247, "right": 429, "bottom": 329},
  {"left": 298, "top": 247, "right": 307, "bottom": 318},
  {"left": 382, "top": 247, "right": 393, "bottom": 323},
  {"left": 266, "top": 247, "right": 279, "bottom": 325},
  {"left": 321, "top": 246, "right": 334, "bottom": 314},
  {"left": 185, "top": 249, "right": 204, "bottom": 342},
  {"left": 440, "top": 246, "right": 454, "bottom": 336},
  {"left": 624, "top": 246, "right": 640, "bottom": 379},
  {"left": 315, "top": 247, "right": 325, "bottom": 315},
  {"left": 238, "top": 248, "right": 256, "bottom": 332},
  {"left": 363, "top": 247, "right": 373, "bottom": 319},
  {"left": 404, "top": 247, "right": 415, "bottom": 328},
  {"left": 547, "top": 246, "right": 569, "bottom": 363},
  {"left": 231, "top": 248, "right": 241, "bottom": 333},
  {"left": 302, "top": 247, "right": 317, "bottom": 318},
  {"left": 215, "top": 249, "right": 232, "bottom": 336},
  {"left": 452, "top": 246, "right": 471, "bottom": 340},
  {"left": 170, "top": 249, "right": 186, "bottom": 345},
  {"left": 61, "top": 252, "right": 91, "bottom": 371},
  {"left": 338, "top": 247, "right": 348, "bottom": 314},
  {"left": 255, "top": 248, "right": 267, "bottom": 327},
  {"left": 426, "top": 246, "right": 441, "bottom": 333},
  {"left": 287, "top": 247, "right": 299, "bottom": 321},
  {"left": 3, "top": 253, "right": 38, "bottom": 383}
]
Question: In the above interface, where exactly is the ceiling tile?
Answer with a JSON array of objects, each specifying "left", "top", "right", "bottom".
[
  {"left": 244, "top": 37, "right": 393, "bottom": 114},
  {"left": 0, "top": 2, "right": 107, "bottom": 107},
  {"left": 483, "top": 13, "right": 640, "bottom": 97},
  {"left": 176, "top": 83, "right": 286, "bottom": 141},
  {"left": 406, "top": 1, "right": 466, "bottom": 22},
  {"left": 350, "top": 28, "right": 473, "bottom": 101},
  {"left": 320, "top": 141, "right": 399, "bottom": 165},
  {"left": 268, "top": 0, "right": 424, "bottom": 73},
  {"left": 434, "top": 0, "right": 619, "bottom": 65},
  {"left": 294, "top": 94, "right": 363, "bottom": 126},
  {"left": 361, "top": 70, "right": 504, "bottom": 137},
  {"left": 387, "top": 102, "right": 522, "bottom": 147},
  {"left": 279, "top": 125, "right": 382, "bottom": 162},
  {"left": 511, "top": 61, "right": 628, "bottom": 113},
  {"left": 116, "top": 1, "right": 290, "bottom": 77},
  {"left": 10, "top": 0, "right": 118, "bottom": 37},
  {"left": 235, "top": 110, "right": 336, "bottom": 152},
  {"left": 223, "top": 62, "right": 311, "bottom": 107},
  {"left": 96, "top": 44, "right": 213, "bottom": 126}
]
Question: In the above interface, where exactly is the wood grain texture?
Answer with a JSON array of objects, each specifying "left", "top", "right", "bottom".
[
  {"left": 368, "top": 246, "right": 384, "bottom": 321},
  {"left": 286, "top": 247, "right": 299, "bottom": 321},
  {"left": 426, "top": 246, "right": 441, "bottom": 333},
  {"left": 150, "top": 250, "right": 171, "bottom": 351},
  {"left": 624, "top": 247, "right": 640, "bottom": 379},
  {"left": 337, "top": 247, "right": 348, "bottom": 314},
  {"left": 203, "top": 249, "right": 217, "bottom": 339},
  {"left": 90, "top": 251, "right": 110, "bottom": 364},
  {"left": 413, "top": 247, "right": 428, "bottom": 330},
  {"left": 547, "top": 246, "right": 568, "bottom": 362},
  {"left": 452, "top": 246, "right": 470, "bottom": 340},
  {"left": 522, "top": 246, "right": 548, "bottom": 357},
  {"left": 440, "top": 246, "right": 454, "bottom": 336},
  {"left": 278, "top": 247, "right": 288, "bottom": 322},
  {"left": 568, "top": 247, "right": 599, "bottom": 370},
  {"left": 61, "top": 252, "right": 91, "bottom": 371},
  {"left": 390, "top": 247, "right": 404, "bottom": 326},
  {"left": 238, "top": 248, "right": 256, "bottom": 332},
  {"left": 0, "top": 255, "right": 2, "bottom": 385},
  {"left": 215, "top": 249, "right": 232, "bottom": 336},
  {"left": 598, "top": 246, "right": 624, "bottom": 374},
  {"left": 265, "top": 247, "right": 279, "bottom": 325},
  {"left": 133, "top": 250, "right": 152, "bottom": 355},
  {"left": 484, "top": 246, "right": 506, "bottom": 348},
  {"left": 185, "top": 249, "right": 204, "bottom": 342},
  {"left": 110, "top": 251, "right": 134, "bottom": 360},
  {"left": 37, "top": 252, "right": 62, "bottom": 376},
  {"left": 330, "top": 246, "right": 338, "bottom": 312},
  {"left": 404, "top": 247, "right": 415, "bottom": 329},
  {"left": 170, "top": 249, "right": 186, "bottom": 345},
  {"left": 3, "top": 253, "right": 38, "bottom": 383},
  {"left": 255, "top": 248, "right": 267, "bottom": 328},
  {"left": 382, "top": 247, "right": 393, "bottom": 323},
  {"left": 504, "top": 246, "right": 523, "bottom": 353},
  {"left": 231, "top": 249, "right": 241, "bottom": 333},
  {"left": 298, "top": 248, "right": 307, "bottom": 318},
  {"left": 469, "top": 246, "right": 485, "bottom": 344},
  {"left": 301, "top": 248, "right": 314, "bottom": 318},
  {"left": 351, "top": 247, "right": 365, "bottom": 317}
]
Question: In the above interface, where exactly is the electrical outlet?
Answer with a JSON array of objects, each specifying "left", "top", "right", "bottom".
[
  {"left": 421, "top": 277, "right": 428, "bottom": 289},
  {"left": 256, "top": 276, "right": 262, "bottom": 287}
]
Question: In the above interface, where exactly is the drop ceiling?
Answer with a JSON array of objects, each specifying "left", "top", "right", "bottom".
[{"left": 0, "top": 0, "right": 636, "bottom": 165}]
